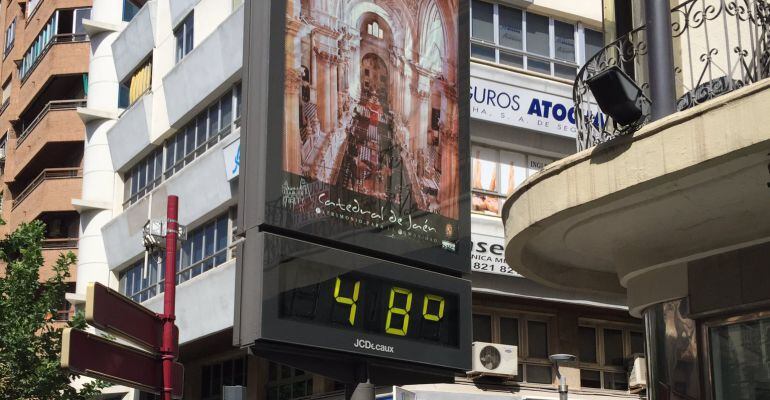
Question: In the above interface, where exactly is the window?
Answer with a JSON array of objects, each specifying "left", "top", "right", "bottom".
[
  {"left": 174, "top": 12, "right": 194, "bottom": 63},
  {"left": 473, "top": 311, "right": 553, "bottom": 384},
  {"left": 124, "top": 148, "right": 163, "bottom": 205},
  {"left": 119, "top": 57, "right": 152, "bottom": 108},
  {"left": 123, "top": 0, "right": 145, "bottom": 22},
  {"left": 18, "top": 8, "right": 91, "bottom": 80},
  {"left": 471, "top": 144, "right": 553, "bottom": 216},
  {"left": 1, "top": 79, "right": 10, "bottom": 112},
  {"left": 202, "top": 356, "right": 248, "bottom": 400},
  {"left": 176, "top": 214, "right": 230, "bottom": 285},
  {"left": 123, "top": 84, "right": 242, "bottom": 207},
  {"left": 367, "top": 21, "right": 384, "bottom": 39},
  {"left": 577, "top": 323, "right": 645, "bottom": 391},
  {"left": 266, "top": 363, "right": 313, "bottom": 400},
  {"left": 709, "top": 314, "right": 770, "bottom": 400},
  {"left": 119, "top": 212, "right": 234, "bottom": 303},
  {"left": 26, "top": 0, "right": 41, "bottom": 17},
  {"left": 119, "top": 251, "right": 163, "bottom": 303},
  {"left": 470, "top": 1, "right": 603, "bottom": 79},
  {"left": 0, "top": 133, "right": 6, "bottom": 160},
  {"left": 4, "top": 18, "right": 15, "bottom": 56}
]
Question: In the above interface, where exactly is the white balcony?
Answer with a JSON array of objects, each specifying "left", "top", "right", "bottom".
[
  {"left": 163, "top": 5, "right": 243, "bottom": 129},
  {"left": 107, "top": 92, "right": 153, "bottom": 172},
  {"left": 112, "top": 0, "right": 157, "bottom": 83},
  {"left": 102, "top": 130, "right": 239, "bottom": 269},
  {"left": 144, "top": 260, "right": 235, "bottom": 344}
]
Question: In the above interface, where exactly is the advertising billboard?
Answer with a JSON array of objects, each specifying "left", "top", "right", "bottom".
[
  {"left": 241, "top": 0, "right": 470, "bottom": 275},
  {"left": 236, "top": 0, "right": 472, "bottom": 379}
]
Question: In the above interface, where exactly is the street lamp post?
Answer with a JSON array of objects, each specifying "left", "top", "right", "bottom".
[{"left": 549, "top": 354, "right": 576, "bottom": 400}]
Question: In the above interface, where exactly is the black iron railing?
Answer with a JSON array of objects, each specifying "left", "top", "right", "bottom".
[{"left": 574, "top": 0, "right": 770, "bottom": 151}]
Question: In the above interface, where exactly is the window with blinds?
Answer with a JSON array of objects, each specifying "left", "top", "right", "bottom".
[{"left": 119, "top": 57, "right": 152, "bottom": 108}]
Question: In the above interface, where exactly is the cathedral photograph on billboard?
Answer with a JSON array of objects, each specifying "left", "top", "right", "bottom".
[{"left": 279, "top": 0, "right": 462, "bottom": 251}]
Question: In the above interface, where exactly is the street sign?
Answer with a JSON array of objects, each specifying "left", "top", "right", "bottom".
[
  {"left": 85, "top": 282, "right": 178, "bottom": 353},
  {"left": 61, "top": 328, "right": 184, "bottom": 398}
]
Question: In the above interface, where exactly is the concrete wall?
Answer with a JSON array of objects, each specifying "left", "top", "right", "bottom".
[
  {"left": 106, "top": 92, "right": 153, "bottom": 172},
  {"left": 162, "top": 5, "right": 243, "bottom": 128},
  {"left": 112, "top": 1, "right": 157, "bottom": 83},
  {"left": 144, "top": 260, "right": 236, "bottom": 344}
]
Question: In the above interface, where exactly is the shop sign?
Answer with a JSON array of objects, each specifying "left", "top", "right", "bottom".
[
  {"left": 470, "top": 76, "right": 606, "bottom": 138},
  {"left": 471, "top": 233, "right": 521, "bottom": 277}
]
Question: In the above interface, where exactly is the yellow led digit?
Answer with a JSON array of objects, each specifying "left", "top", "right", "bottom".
[
  {"left": 422, "top": 294, "right": 445, "bottom": 322},
  {"left": 385, "top": 287, "right": 413, "bottom": 336},
  {"left": 334, "top": 277, "right": 360, "bottom": 326}
]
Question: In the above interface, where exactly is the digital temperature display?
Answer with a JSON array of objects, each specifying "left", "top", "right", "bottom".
[
  {"left": 279, "top": 269, "right": 460, "bottom": 348},
  {"left": 254, "top": 233, "right": 472, "bottom": 371}
]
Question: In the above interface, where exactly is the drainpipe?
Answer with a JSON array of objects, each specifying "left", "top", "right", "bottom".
[{"left": 644, "top": 0, "right": 677, "bottom": 121}]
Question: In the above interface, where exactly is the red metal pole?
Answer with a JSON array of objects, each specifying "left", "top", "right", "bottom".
[{"left": 162, "top": 195, "right": 179, "bottom": 400}]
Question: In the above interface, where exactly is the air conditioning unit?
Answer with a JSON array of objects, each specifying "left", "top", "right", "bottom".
[
  {"left": 469, "top": 342, "right": 518, "bottom": 378},
  {"left": 629, "top": 355, "right": 648, "bottom": 389}
]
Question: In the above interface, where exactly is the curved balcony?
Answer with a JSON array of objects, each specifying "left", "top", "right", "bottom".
[
  {"left": 17, "top": 35, "right": 90, "bottom": 114},
  {"left": 13, "top": 99, "right": 87, "bottom": 176},
  {"left": 10, "top": 168, "right": 82, "bottom": 226},
  {"left": 574, "top": 0, "right": 770, "bottom": 151}
]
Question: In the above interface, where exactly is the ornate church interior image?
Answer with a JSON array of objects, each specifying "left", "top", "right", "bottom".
[{"left": 282, "top": 0, "right": 460, "bottom": 222}]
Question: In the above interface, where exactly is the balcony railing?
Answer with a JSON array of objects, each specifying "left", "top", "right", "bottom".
[
  {"left": 574, "top": 0, "right": 770, "bottom": 151},
  {"left": 16, "top": 99, "right": 88, "bottom": 147},
  {"left": 12, "top": 167, "right": 81, "bottom": 209},
  {"left": 19, "top": 33, "right": 88, "bottom": 83},
  {"left": 43, "top": 237, "right": 78, "bottom": 249}
]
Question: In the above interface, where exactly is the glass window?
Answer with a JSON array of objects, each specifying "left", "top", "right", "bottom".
[
  {"left": 526, "top": 365, "right": 552, "bottom": 384},
  {"left": 604, "top": 371, "right": 628, "bottom": 391},
  {"left": 630, "top": 331, "right": 645, "bottom": 355},
  {"left": 471, "top": 0, "right": 494, "bottom": 42},
  {"left": 499, "top": 52, "right": 523, "bottom": 69},
  {"left": 74, "top": 9, "right": 92, "bottom": 35},
  {"left": 498, "top": 6, "right": 522, "bottom": 50},
  {"left": 525, "top": 13, "right": 549, "bottom": 57},
  {"left": 710, "top": 316, "right": 770, "bottom": 400},
  {"left": 174, "top": 12, "right": 194, "bottom": 63},
  {"left": 1, "top": 79, "right": 10, "bottom": 106},
  {"left": 579, "top": 326, "right": 597, "bottom": 363},
  {"left": 500, "top": 317, "right": 519, "bottom": 346},
  {"left": 473, "top": 314, "right": 492, "bottom": 342},
  {"left": 470, "top": 44, "right": 495, "bottom": 62},
  {"left": 581, "top": 370, "right": 601, "bottom": 388},
  {"left": 554, "top": 20, "right": 575, "bottom": 62},
  {"left": 123, "top": 0, "right": 143, "bottom": 22},
  {"left": 201, "top": 357, "right": 248, "bottom": 400},
  {"left": 527, "top": 321, "right": 548, "bottom": 359},
  {"left": 469, "top": 4, "right": 599, "bottom": 79},
  {"left": 266, "top": 362, "right": 315, "bottom": 400},
  {"left": 585, "top": 29, "right": 604, "bottom": 61},
  {"left": 5, "top": 18, "right": 15, "bottom": 56},
  {"left": 603, "top": 329, "right": 624, "bottom": 366}
]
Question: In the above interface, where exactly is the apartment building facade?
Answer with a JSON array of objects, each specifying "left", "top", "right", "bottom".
[
  {"left": 0, "top": 0, "right": 91, "bottom": 315},
  {"left": 76, "top": 1, "right": 648, "bottom": 400}
]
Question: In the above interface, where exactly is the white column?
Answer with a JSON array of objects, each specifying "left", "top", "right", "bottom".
[{"left": 76, "top": 0, "right": 123, "bottom": 295}]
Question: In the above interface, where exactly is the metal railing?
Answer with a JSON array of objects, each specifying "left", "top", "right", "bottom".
[
  {"left": 42, "top": 237, "right": 78, "bottom": 249},
  {"left": 20, "top": 33, "right": 89, "bottom": 83},
  {"left": 0, "top": 98, "right": 9, "bottom": 116},
  {"left": 574, "top": 0, "right": 770, "bottom": 151},
  {"left": 16, "top": 99, "right": 87, "bottom": 147},
  {"left": 11, "top": 167, "right": 81, "bottom": 209}
]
